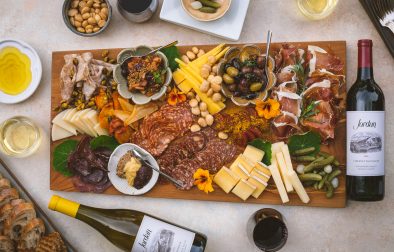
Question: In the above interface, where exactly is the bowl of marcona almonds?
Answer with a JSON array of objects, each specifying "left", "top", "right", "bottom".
[{"left": 62, "top": 0, "right": 112, "bottom": 37}]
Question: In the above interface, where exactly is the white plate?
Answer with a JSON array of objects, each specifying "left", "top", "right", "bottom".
[
  {"left": 108, "top": 143, "right": 159, "bottom": 195},
  {"left": 0, "top": 39, "right": 42, "bottom": 104},
  {"left": 160, "top": 0, "right": 250, "bottom": 41}
]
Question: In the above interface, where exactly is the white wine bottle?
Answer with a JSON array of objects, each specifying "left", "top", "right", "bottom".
[{"left": 48, "top": 195, "right": 207, "bottom": 252}]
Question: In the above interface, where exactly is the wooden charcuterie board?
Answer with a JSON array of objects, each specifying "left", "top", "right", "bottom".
[{"left": 50, "top": 41, "right": 346, "bottom": 208}]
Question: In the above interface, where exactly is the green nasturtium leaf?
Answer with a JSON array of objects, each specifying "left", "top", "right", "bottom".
[
  {"left": 160, "top": 46, "right": 180, "bottom": 71},
  {"left": 53, "top": 140, "right": 78, "bottom": 177},
  {"left": 90, "top": 135, "right": 119, "bottom": 151},
  {"left": 288, "top": 131, "right": 321, "bottom": 155},
  {"left": 249, "top": 139, "right": 272, "bottom": 165}
]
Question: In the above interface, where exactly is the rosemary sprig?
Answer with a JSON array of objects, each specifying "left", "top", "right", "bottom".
[
  {"left": 301, "top": 101, "right": 320, "bottom": 119},
  {"left": 292, "top": 61, "right": 307, "bottom": 94}
]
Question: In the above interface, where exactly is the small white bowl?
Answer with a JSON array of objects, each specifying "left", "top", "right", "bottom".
[
  {"left": 0, "top": 39, "right": 42, "bottom": 104},
  {"left": 108, "top": 143, "right": 159, "bottom": 195}
]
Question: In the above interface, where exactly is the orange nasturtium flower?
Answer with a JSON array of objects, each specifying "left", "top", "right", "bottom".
[
  {"left": 193, "top": 168, "right": 214, "bottom": 194},
  {"left": 255, "top": 98, "right": 281, "bottom": 120},
  {"left": 167, "top": 87, "right": 187, "bottom": 106}
]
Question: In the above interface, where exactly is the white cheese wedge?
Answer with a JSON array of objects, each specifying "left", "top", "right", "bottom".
[
  {"left": 232, "top": 179, "right": 256, "bottom": 201},
  {"left": 94, "top": 123, "right": 109, "bottom": 136},
  {"left": 52, "top": 109, "right": 77, "bottom": 135},
  {"left": 70, "top": 110, "right": 90, "bottom": 135},
  {"left": 82, "top": 109, "right": 99, "bottom": 136},
  {"left": 63, "top": 108, "right": 77, "bottom": 122},
  {"left": 243, "top": 145, "right": 265, "bottom": 165},
  {"left": 276, "top": 152, "right": 294, "bottom": 192},
  {"left": 288, "top": 170, "right": 310, "bottom": 203},
  {"left": 86, "top": 109, "right": 99, "bottom": 125},
  {"left": 51, "top": 124, "right": 74, "bottom": 141},
  {"left": 268, "top": 160, "right": 289, "bottom": 203},
  {"left": 272, "top": 142, "right": 285, "bottom": 158},
  {"left": 79, "top": 109, "right": 98, "bottom": 137}
]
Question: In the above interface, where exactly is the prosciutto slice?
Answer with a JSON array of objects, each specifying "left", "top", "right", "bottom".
[
  {"left": 307, "top": 45, "right": 344, "bottom": 75},
  {"left": 301, "top": 101, "right": 336, "bottom": 140},
  {"left": 271, "top": 112, "right": 300, "bottom": 138}
]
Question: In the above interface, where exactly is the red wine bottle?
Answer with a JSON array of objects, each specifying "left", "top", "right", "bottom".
[{"left": 346, "top": 39, "right": 385, "bottom": 201}]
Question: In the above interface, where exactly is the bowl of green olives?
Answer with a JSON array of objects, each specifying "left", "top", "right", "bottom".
[{"left": 218, "top": 45, "right": 276, "bottom": 106}]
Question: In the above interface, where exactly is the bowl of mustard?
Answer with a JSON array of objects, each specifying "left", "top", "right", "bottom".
[{"left": 0, "top": 39, "right": 42, "bottom": 104}]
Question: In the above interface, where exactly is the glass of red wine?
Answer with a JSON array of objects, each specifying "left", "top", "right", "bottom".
[
  {"left": 247, "top": 208, "right": 288, "bottom": 252},
  {"left": 117, "top": 0, "right": 158, "bottom": 23}
]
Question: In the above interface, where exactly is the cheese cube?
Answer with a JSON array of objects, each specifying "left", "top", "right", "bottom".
[
  {"left": 251, "top": 169, "right": 270, "bottom": 183},
  {"left": 243, "top": 145, "right": 265, "bottom": 164},
  {"left": 230, "top": 154, "right": 254, "bottom": 173},
  {"left": 231, "top": 164, "right": 250, "bottom": 180},
  {"left": 232, "top": 179, "right": 256, "bottom": 201},
  {"left": 248, "top": 175, "right": 268, "bottom": 198},
  {"left": 213, "top": 167, "right": 240, "bottom": 193}
]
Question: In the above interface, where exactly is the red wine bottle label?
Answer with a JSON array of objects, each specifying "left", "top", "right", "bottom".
[
  {"left": 347, "top": 111, "right": 385, "bottom": 176},
  {"left": 132, "top": 216, "right": 195, "bottom": 252}
]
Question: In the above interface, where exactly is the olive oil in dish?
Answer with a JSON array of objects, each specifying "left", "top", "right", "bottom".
[
  {"left": 0, "top": 47, "right": 32, "bottom": 95},
  {"left": 297, "top": 0, "right": 338, "bottom": 20},
  {"left": 0, "top": 116, "right": 41, "bottom": 157},
  {"left": 48, "top": 195, "right": 207, "bottom": 252}
]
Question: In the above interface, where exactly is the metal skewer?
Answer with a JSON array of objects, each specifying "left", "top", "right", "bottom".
[
  {"left": 131, "top": 149, "right": 184, "bottom": 188},
  {"left": 265, "top": 30, "right": 272, "bottom": 78},
  {"left": 139, "top": 40, "right": 178, "bottom": 58}
]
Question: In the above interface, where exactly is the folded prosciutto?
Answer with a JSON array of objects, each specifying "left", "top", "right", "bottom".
[{"left": 301, "top": 101, "right": 336, "bottom": 140}]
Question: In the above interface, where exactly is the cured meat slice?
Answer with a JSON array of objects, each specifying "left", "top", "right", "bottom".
[
  {"left": 132, "top": 103, "right": 193, "bottom": 157},
  {"left": 301, "top": 101, "right": 336, "bottom": 140},
  {"left": 271, "top": 112, "right": 300, "bottom": 138},
  {"left": 59, "top": 54, "right": 78, "bottom": 100},
  {"left": 307, "top": 46, "right": 344, "bottom": 75}
]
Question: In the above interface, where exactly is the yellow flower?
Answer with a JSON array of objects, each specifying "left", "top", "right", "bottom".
[
  {"left": 193, "top": 168, "right": 214, "bottom": 194},
  {"left": 167, "top": 87, "right": 186, "bottom": 106},
  {"left": 255, "top": 98, "right": 281, "bottom": 119}
]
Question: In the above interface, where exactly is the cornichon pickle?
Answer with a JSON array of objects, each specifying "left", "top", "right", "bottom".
[
  {"left": 298, "top": 173, "right": 322, "bottom": 182},
  {"left": 327, "top": 169, "right": 341, "bottom": 182},
  {"left": 293, "top": 147, "right": 316, "bottom": 156},
  {"left": 304, "top": 156, "right": 335, "bottom": 173},
  {"left": 293, "top": 155, "right": 316, "bottom": 162},
  {"left": 199, "top": 6, "right": 217, "bottom": 13},
  {"left": 198, "top": 0, "right": 221, "bottom": 8},
  {"left": 318, "top": 174, "right": 328, "bottom": 190},
  {"left": 325, "top": 181, "right": 334, "bottom": 198}
]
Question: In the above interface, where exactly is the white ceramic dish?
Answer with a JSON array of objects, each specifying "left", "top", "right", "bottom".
[
  {"left": 180, "top": 0, "right": 232, "bottom": 22},
  {"left": 160, "top": 0, "right": 250, "bottom": 41},
  {"left": 0, "top": 39, "right": 42, "bottom": 104},
  {"left": 108, "top": 143, "right": 159, "bottom": 195}
]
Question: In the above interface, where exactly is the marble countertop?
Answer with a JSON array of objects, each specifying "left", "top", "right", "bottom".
[{"left": 1, "top": 0, "right": 393, "bottom": 251}]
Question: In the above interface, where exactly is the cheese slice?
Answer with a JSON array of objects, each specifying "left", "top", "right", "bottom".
[
  {"left": 281, "top": 144, "right": 294, "bottom": 172},
  {"left": 232, "top": 179, "right": 256, "bottom": 201},
  {"left": 276, "top": 152, "right": 294, "bottom": 192},
  {"left": 83, "top": 110, "right": 99, "bottom": 135},
  {"left": 63, "top": 108, "right": 77, "bottom": 122},
  {"left": 269, "top": 160, "right": 289, "bottom": 203},
  {"left": 248, "top": 175, "right": 268, "bottom": 199},
  {"left": 243, "top": 145, "right": 265, "bottom": 165},
  {"left": 78, "top": 109, "right": 97, "bottom": 136},
  {"left": 251, "top": 169, "right": 270, "bottom": 183},
  {"left": 70, "top": 110, "right": 89, "bottom": 135},
  {"left": 213, "top": 166, "right": 240, "bottom": 193},
  {"left": 272, "top": 142, "right": 285, "bottom": 156},
  {"left": 52, "top": 109, "right": 77, "bottom": 135},
  {"left": 177, "top": 80, "right": 193, "bottom": 93},
  {"left": 230, "top": 154, "right": 254, "bottom": 173},
  {"left": 288, "top": 170, "right": 310, "bottom": 203},
  {"left": 255, "top": 162, "right": 272, "bottom": 177},
  {"left": 51, "top": 124, "right": 74, "bottom": 141},
  {"left": 173, "top": 69, "right": 186, "bottom": 85},
  {"left": 94, "top": 123, "right": 109, "bottom": 136}
]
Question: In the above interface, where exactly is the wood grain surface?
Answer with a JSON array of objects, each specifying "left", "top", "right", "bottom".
[{"left": 50, "top": 41, "right": 346, "bottom": 208}]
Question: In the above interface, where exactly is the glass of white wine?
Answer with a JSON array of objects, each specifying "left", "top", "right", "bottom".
[
  {"left": 297, "top": 0, "right": 339, "bottom": 20},
  {"left": 0, "top": 116, "right": 42, "bottom": 158}
]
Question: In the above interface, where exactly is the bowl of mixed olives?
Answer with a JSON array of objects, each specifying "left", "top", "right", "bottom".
[{"left": 218, "top": 45, "right": 276, "bottom": 106}]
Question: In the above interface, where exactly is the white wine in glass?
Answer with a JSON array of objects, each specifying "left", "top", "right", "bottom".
[{"left": 297, "top": 0, "right": 338, "bottom": 20}]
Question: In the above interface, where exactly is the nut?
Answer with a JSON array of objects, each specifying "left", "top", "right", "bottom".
[
  {"left": 81, "top": 6, "right": 90, "bottom": 14},
  {"left": 88, "top": 17, "right": 96, "bottom": 24},
  {"left": 211, "top": 76, "right": 223, "bottom": 85},
  {"left": 205, "top": 114, "right": 214, "bottom": 126},
  {"left": 206, "top": 88, "right": 214, "bottom": 97},
  {"left": 68, "top": 8, "right": 78, "bottom": 16},
  {"left": 212, "top": 64, "right": 218, "bottom": 75},
  {"left": 199, "top": 102, "right": 208, "bottom": 112},
  {"left": 218, "top": 132, "right": 228, "bottom": 140},
  {"left": 189, "top": 99, "right": 198, "bottom": 108},
  {"left": 195, "top": 95, "right": 201, "bottom": 102},
  {"left": 71, "top": 1, "right": 79, "bottom": 8},
  {"left": 197, "top": 49, "right": 205, "bottom": 58},
  {"left": 192, "top": 47, "right": 199, "bottom": 54},
  {"left": 211, "top": 83, "right": 221, "bottom": 92},
  {"left": 93, "top": 27, "right": 100, "bottom": 32},
  {"left": 77, "top": 27, "right": 86, "bottom": 33},
  {"left": 208, "top": 55, "right": 216, "bottom": 65},
  {"left": 202, "top": 64, "right": 211, "bottom": 72},
  {"left": 190, "top": 124, "right": 201, "bottom": 132},
  {"left": 200, "top": 67, "right": 210, "bottom": 79},
  {"left": 200, "top": 80, "right": 210, "bottom": 93},
  {"left": 186, "top": 91, "right": 195, "bottom": 99},
  {"left": 101, "top": 7, "right": 109, "bottom": 16},
  {"left": 74, "top": 20, "right": 82, "bottom": 27},
  {"left": 212, "top": 93, "right": 222, "bottom": 102},
  {"left": 82, "top": 20, "right": 88, "bottom": 28},
  {"left": 74, "top": 14, "right": 83, "bottom": 22},
  {"left": 181, "top": 55, "right": 190, "bottom": 63},
  {"left": 191, "top": 107, "right": 201, "bottom": 115},
  {"left": 186, "top": 51, "right": 196, "bottom": 60},
  {"left": 98, "top": 19, "right": 106, "bottom": 27},
  {"left": 94, "top": 14, "right": 101, "bottom": 22},
  {"left": 198, "top": 117, "right": 207, "bottom": 127},
  {"left": 82, "top": 12, "right": 90, "bottom": 19},
  {"left": 201, "top": 111, "right": 209, "bottom": 118}
]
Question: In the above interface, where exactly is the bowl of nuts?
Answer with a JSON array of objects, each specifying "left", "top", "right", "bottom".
[{"left": 63, "top": 0, "right": 112, "bottom": 36}]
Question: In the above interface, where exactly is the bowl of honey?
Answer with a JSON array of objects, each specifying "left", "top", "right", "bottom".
[{"left": 0, "top": 39, "right": 42, "bottom": 104}]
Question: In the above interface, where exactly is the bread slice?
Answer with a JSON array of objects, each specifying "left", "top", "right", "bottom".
[
  {"left": 0, "top": 188, "right": 19, "bottom": 208},
  {"left": 0, "top": 178, "right": 11, "bottom": 191},
  {"left": 3, "top": 202, "right": 36, "bottom": 240},
  {"left": 35, "top": 232, "right": 66, "bottom": 252},
  {"left": 0, "top": 235, "right": 14, "bottom": 252},
  {"left": 17, "top": 218, "right": 45, "bottom": 250},
  {"left": 0, "top": 199, "right": 25, "bottom": 222}
]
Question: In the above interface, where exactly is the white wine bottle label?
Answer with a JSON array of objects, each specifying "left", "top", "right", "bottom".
[
  {"left": 132, "top": 216, "right": 195, "bottom": 252},
  {"left": 347, "top": 111, "right": 385, "bottom": 176}
]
